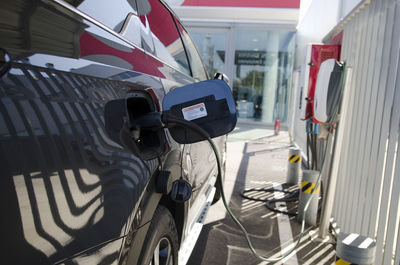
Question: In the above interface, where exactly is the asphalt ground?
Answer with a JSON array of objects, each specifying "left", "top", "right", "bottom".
[{"left": 187, "top": 125, "right": 336, "bottom": 265}]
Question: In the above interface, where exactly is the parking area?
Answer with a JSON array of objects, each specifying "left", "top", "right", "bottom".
[{"left": 188, "top": 126, "right": 337, "bottom": 265}]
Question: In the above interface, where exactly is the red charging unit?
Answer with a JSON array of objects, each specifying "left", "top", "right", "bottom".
[{"left": 305, "top": 45, "right": 341, "bottom": 122}]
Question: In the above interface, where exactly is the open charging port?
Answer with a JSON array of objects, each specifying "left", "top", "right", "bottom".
[{"left": 125, "top": 92, "right": 166, "bottom": 160}]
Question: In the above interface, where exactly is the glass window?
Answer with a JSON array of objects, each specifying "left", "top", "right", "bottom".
[
  {"left": 178, "top": 27, "right": 208, "bottom": 81},
  {"left": 233, "top": 30, "right": 295, "bottom": 123},
  {"left": 141, "top": 0, "right": 190, "bottom": 75},
  {"left": 189, "top": 31, "right": 226, "bottom": 79},
  {"left": 77, "top": 0, "right": 156, "bottom": 53}
]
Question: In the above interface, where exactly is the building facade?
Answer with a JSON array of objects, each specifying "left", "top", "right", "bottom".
[{"left": 166, "top": 0, "right": 300, "bottom": 125}]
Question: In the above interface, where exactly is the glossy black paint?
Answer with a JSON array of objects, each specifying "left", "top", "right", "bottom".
[{"left": 0, "top": 0, "right": 223, "bottom": 264}]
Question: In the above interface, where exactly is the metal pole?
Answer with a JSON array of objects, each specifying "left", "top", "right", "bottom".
[
  {"left": 298, "top": 170, "right": 320, "bottom": 226},
  {"left": 286, "top": 147, "right": 301, "bottom": 185}
]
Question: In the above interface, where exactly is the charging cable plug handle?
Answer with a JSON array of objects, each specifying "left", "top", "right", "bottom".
[
  {"left": 130, "top": 112, "right": 164, "bottom": 131},
  {"left": 161, "top": 113, "right": 211, "bottom": 141}
]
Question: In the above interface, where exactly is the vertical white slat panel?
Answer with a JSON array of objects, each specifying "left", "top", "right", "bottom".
[
  {"left": 335, "top": 17, "right": 362, "bottom": 230},
  {"left": 293, "top": 0, "right": 400, "bottom": 264},
  {"left": 395, "top": 226, "right": 400, "bottom": 265},
  {"left": 382, "top": 138, "right": 400, "bottom": 265},
  {"left": 337, "top": 19, "right": 362, "bottom": 225},
  {"left": 333, "top": 79, "right": 352, "bottom": 227},
  {"left": 366, "top": 0, "right": 397, "bottom": 238},
  {"left": 332, "top": 25, "right": 354, "bottom": 221},
  {"left": 380, "top": 6, "right": 400, "bottom": 264},
  {"left": 373, "top": 2, "right": 400, "bottom": 263},
  {"left": 354, "top": 0, "right": 382, "bottom": 233},
  {"left": 350, "top": 6, "right": 378, "bottom": 233},
  {"left": 351, "top": 2, "right": 377, "bottom": 232},
  {"left": 343, "top": 8, "right": 369, "bottom": 232},
  {"left": 328, "top": 2, "right": 400, "bottom": 263},
  {"left": 334, "top": 23, "right": 358, "bottom": 228},
  {"left": 337, "top": 14, "right": 363, "bottom": 232},
  {"left": 360, "top": 0, "right": 389, "bottom": 237}
]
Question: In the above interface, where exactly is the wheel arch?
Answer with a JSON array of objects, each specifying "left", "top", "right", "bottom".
[
  {"left": 158, "top": 194, "right": 186, "bottom": 244},
  {"left": 119, "top": 149, "right": 188, "bottom": 264}
]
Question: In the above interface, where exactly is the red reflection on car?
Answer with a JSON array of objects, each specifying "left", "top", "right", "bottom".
[{"left": 79, "top": 31, "right": 165, "bottom": 78}]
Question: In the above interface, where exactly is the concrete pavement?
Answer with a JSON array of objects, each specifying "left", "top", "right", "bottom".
[{"left": 188, "top": 125, "right": 336, "bottom": 265}]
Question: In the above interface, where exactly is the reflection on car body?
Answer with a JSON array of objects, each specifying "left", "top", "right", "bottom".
[{"left": 0, "top": 0, "right": 225, "bottom": 264}]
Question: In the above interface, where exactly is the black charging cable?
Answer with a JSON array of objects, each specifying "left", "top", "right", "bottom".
[
  {"left": 162, "top": 113, "right": 307, "bottom": 262},
  {"left": 241, "top": 186, "right": 299, "bottom": 216},
  {"left": 131, "top": 112, "right": 316, "bottom": 261},
  {"left": 130, "top": 107, "right": 335, "bottom": 262}
]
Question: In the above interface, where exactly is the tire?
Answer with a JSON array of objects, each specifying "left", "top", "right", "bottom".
[{"left": 138, "top": 205, "right": 179, "bottom": 265}]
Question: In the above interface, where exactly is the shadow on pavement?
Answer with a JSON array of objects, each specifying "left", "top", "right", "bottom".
[{"left": 188, "top": 134, "right": 336, "bottom": 265}]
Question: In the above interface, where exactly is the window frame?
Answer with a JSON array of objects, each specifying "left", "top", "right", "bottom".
[
  {"left": 170, "top": 14, "right": 209, "bottom": 81},
  {"left": 62, "top": 0, "right": 201, "bottom": 79},
  {"left": 158, "top": 0, "right": 209, "bottom": 81}
]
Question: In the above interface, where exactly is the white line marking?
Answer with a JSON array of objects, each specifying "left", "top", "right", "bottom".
[
  {"left": 359, "top": 237, "right": 374, "bottom": 248},
  {"left": 318, "top": 250, "right": 336, "bottom": 264},
  {"left": 342, "top": 233, "right": 358, "bottom": 245},
  {"left": 258, "top": 231, "right": 310, "bottom": 265},
  {"left": 302, "top": 244, "right": 332, "bottom": 265},
  {"left": 272, "top": 182, "right": 299, "bottom": 265}
]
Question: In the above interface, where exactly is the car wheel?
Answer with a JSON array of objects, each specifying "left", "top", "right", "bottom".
[{"left": 139, "top": 205, "right": 179, "bottom": 265}]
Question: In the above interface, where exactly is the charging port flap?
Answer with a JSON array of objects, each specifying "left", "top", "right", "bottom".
[{"left": 163, "top": 79, "right": 237, "bottom": 144}]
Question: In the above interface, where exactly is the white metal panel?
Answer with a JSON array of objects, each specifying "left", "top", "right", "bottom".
[
  {"left": 334, "top": 18, "right": 358, "bottom": 227},
  {"left": 347, "top": 4, "right": 373, "bottom": 232},
  {"left": 365, "top": 0, "right": 397, "bottom": 239},
  {"left": 330, "top": 0, "right": 400, "bottom": 264},
  {"left": 375, "top": 5, "right": 400, "bottom": 265},
  {"left": 395, "top": 226, "right": 400, "bottom": 265},
  {"left": 335, "top": 15, "right": 359, "bottom": 230},
  {"left": 371, "top": 2, "right": 400, "bottom": 264},
  {"left": 360, "top": 0, "right": 388, "bottom": 236},
  {"left": 342, "top": 7, "right": 368, "bottom": 232},
  {"left": 353, "top": 0, "right": 379, "bottom": 234},
  {"left": 287, "top": 0, "right": 400, "bottom": 264},
  {"left": 337, "top": 24, "right": 356, "bottom": 227},
  {"left": 352, "top": 0, "right": 383, "bottom": 234},
  {"left": 292, "top": 0, "right": 400, "bottom": 262},
  {"left": 382, "top": 139, "right": 400, "bottom": 265},
  {"left": 335, "top": 17, "right": 357, "bottom": 229},
  {"left": 332, "top": 16, "right": 357, "bottom": 228}
]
